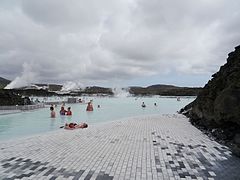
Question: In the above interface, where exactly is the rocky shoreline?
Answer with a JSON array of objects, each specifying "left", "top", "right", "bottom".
[
  {"left": 180, "top": 45, "right": 240, "bottom": 157},
  {"left": 0, "top": 90, "right": 32, "bottom": 106}
]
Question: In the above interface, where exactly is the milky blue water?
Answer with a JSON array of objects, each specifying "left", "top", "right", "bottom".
[{"left": 0, "top": 96, "right": 195, "bottom": 141}]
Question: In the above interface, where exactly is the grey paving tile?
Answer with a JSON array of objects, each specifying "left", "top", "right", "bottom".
[
  {"left": 72, "top": 170, "right": 84, "bottom": 180},
  {"left": 0, "top": 114, "right": 240, "bottom": 179}
]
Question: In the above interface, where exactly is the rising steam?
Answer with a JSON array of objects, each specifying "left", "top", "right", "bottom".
[
  {"left": 5, "top": 62, "right": 38, "bottom": 89},
  {"left": 61, "top": 81, "right": 85, "bottom": 92},
  {"left": 112, "top": 87, "right": 130, "bottom": 97}
]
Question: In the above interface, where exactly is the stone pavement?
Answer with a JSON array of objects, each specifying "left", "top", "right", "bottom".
[{"left": 0, "top": 114, "right": 240, "bottom": 180}]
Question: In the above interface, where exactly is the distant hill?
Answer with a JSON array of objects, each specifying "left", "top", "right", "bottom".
[
  {"left": 147, "top": 84, "right": 178, "bottom": 89},
  {"left": 0, "top": 77, "right": 11, "bottom": 89},
  {"left": 0, "top": 76, "right": 202, "bottom": 96},
  {"left": 129, "top": 84, "right": 202, "bottom": 96}
]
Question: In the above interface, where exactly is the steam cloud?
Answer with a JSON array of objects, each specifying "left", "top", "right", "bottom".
[
  {"left": 112, "top": 87, "right": 130, "bottom": 97},
  {"left": 5, "top": 62, "right": 38, "bottom": 89},
  {"left": 61, "top": 81, "right": 85, "bottom": 92}
]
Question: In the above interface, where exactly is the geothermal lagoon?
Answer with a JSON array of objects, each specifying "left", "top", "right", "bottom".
[{"left": 0, "top": 96, "right": 194, "bottom": 141}]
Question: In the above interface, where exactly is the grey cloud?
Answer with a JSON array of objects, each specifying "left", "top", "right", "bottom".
[
  {"left": 21, "top": 0, "right": 96, "bottom": 28},
  {"left": 21, "top": 0, "right": 116, "bottom": 32},
  {"left": 0, "top": 0, "right": 240, "bottom": 87}
]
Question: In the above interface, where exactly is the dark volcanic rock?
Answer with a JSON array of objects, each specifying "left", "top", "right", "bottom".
[
  {"left": 7, "top": 89, "right": 58, "bottom": 97},
  {"left": 0, "top": 89, "right": 58, "bottom": 106},
  {"left": 81, "top": 86, "right": 114, "bottom": 95},
  {"left": 180, "top": 45, "right": 240, "bottom": 156},
  {"left": 0, "top": 89, "right": 31, "bottom": 106}
]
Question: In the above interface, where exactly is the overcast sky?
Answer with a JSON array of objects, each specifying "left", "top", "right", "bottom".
[{"left": 0, "top": 0, "right": 240, "bottom": 88}]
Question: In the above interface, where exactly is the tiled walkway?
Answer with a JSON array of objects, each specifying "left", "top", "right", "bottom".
[{"left": 0, "top": 114, "right": 240, "bottom": 180}]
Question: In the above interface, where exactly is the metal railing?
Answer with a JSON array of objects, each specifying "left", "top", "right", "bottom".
[{"left": 0, "top": 103, "right": 45, "bottom": 111}]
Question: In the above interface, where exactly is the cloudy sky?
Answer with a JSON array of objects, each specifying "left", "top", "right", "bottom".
[{"left": 0, "top": 0, "right": 240, "bottom": 88}]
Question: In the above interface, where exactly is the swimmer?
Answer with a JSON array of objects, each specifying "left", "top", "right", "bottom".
[
  {"left": 142, "top": 102, "right": 146, "bottom": 108},
  {"left": 86, "top": 102, "right": 93, "bottom": 111},
  {"left": 60, "top": 106, "right": 66, "bottom": 115},
  {"left": 50, "top": 106, "right": 56, "bottom": 118},
  {"left": 66, "top": 107, "right": 72, "bottom": 116}
]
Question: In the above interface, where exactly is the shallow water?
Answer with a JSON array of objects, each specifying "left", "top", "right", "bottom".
[{"left": 0, "top": 96, "right": 194, "bottom": 140}]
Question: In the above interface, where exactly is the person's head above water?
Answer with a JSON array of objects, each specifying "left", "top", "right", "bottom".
[{"left": 50, "top": 106, "right": 54, "bottom": 111}]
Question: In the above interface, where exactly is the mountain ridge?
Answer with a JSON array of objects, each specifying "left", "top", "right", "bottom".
[
  {"left": 0, "top": 76, "right": 202, "bottom": 96},
  {"left": 0, "top": 77, "right": 11, "bottom": 89}
]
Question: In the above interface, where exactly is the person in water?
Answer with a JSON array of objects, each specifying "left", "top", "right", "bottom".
[
  {"left": 50, "top": 106, "right": 56, "bottom": 118},
  {"left": 60, "top": 106, "right": 66, "bottom": 115},
  {"left": 66, "top": 107, "right": 72, "bottom": 116},
  {"left": 63, "top": 122, "right": 88, "bottom": 129},
  {"left": 142, "top": 102, "right": 146, "bottom": 108},
  {"left": 86, "top": 102, "right": 93, "bottom": 111},
  {"left": 154, "top": 103, "right": 157, "bottom": 106}
]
